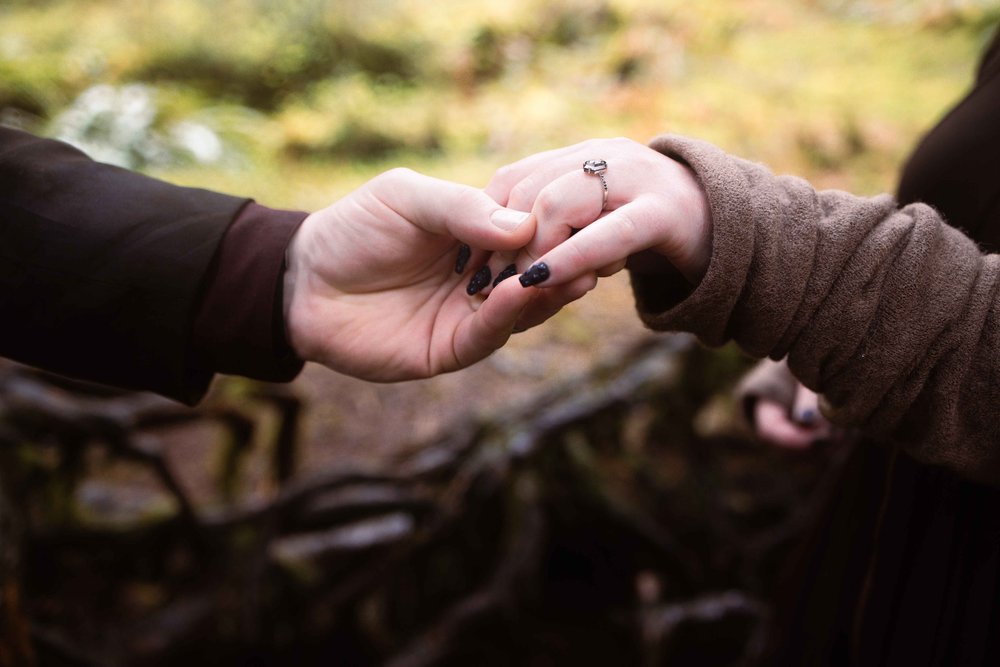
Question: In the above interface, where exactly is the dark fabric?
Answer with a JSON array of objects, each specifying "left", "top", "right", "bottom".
[
  {"left": 853, "top": 453, "right": 1000, "bottom": 666},
  {"left": 0, "top": 127, "right": 246, "bottom": 401},
  {"left": 764, "top": 25, "right": 1000, "bottom": 666},
  {"left": 897, "top": 29, "right": 1000, "bottom": 253},
  {"left": 192, "top": 202, "right": 306, "bottom": 382},
  {"left": 0, "top": 127, "right": 307, "bottom": 403},
  {"left": 852, "top": 25, "right": 1000, "bottom": 665},
  {"left": 762, "top": 441, "right": 892, "bottom": 664}
]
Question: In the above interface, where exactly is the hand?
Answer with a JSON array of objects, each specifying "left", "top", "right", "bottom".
[
  {"left": 754, "top": 384, "right": 832, "bottom": 450},
  {"left": 483, "top": 138, "right": 712, "bottom": 299},
  {"left": 283, "top": 168, "right": 539, "bottom": 381}
]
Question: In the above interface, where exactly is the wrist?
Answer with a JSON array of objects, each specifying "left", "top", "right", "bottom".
[
  {"left": 282, "top": 212, "right": 315, "bottom": 363},
  {"left": 628, "top": 161, "right": 711, "bottom": 284},
  {"left": 685, "top": 170, "right": 712, "bottom": 278},
  {"left": 664, "top": 161, "right": 712, "bottom": 283},
  {"left": 642, "top": 139, "right": 712, "bottom": 284}
]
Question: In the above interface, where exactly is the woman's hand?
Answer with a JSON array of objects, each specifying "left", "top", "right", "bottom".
[
  {"left": 283, "top": 168, "right": 541, "bottom": 381},
  {"left": 482, "top": 138, "right": 712, "bottom": 302},
  {"left": 754, "top": 384, "right": 833, "bottom": 450}
]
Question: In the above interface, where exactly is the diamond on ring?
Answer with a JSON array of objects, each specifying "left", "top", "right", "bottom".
[{"left": 583, "top": 159, "right": 608, "bottom": 210}]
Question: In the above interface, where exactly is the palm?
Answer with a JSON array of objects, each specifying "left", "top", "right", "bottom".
[
  {"left": 316, "top": 246, "right": 479, "bottom": 380},
  {"left": 283, "top": 169, "right": 538, "bottom": 381}
]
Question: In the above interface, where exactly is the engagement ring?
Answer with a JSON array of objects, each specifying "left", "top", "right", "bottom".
[{"left": 583, "top": 159, "right": 608, "bottom": 211}]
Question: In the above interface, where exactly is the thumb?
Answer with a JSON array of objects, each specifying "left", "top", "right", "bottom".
[{"left": 371, "top": 168, "right": 535, "bottom": 250}]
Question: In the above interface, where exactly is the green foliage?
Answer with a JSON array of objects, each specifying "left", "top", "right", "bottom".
[
  {"left": 287, "top": 117, "right": 441, "bottom": 161},
  {"left": 128, "top": 24, "right": 421, "bottom": 111},
  {"left": 0, "top": 0, "right": 992, "bottom": 194},
  {"left": 469, "top": 26, "right": 508, "bottom": 83},
  {"left": 537, "top": 2, "right": 623, "bottom": 46},
  {"left": 0, "top": 60, "right": 63, "bottom": 117}
]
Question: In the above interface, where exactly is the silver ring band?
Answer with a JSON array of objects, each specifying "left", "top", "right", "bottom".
[{"left": 583, "top": 159, "right": 608, "bottom": 210}]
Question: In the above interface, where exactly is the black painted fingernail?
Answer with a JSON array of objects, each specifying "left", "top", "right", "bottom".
[
  {"left": 466, "top": 265, "right": 492, "bottom": 295},
  {"left": 493, "top": 263, "right": 517, "bottom": 287},
  {"left": 796, "top": 409, "right": 818, "bottom": 425},
  {"left": 518, "top": 262, "right": 550, "bottom": 287},
  {"left": 455, "top": 244, "right": 472, "bottom": 274}
]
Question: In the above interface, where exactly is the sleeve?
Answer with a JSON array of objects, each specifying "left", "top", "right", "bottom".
[
  {"left": 192, "top": 203, "right": 306, "bottom": 384},
  {"left": 0, "top": 127, "right": 302, "bottom": 403},
  {"left": 630, "top": 134, "right": 1000, "bottom": 483}
]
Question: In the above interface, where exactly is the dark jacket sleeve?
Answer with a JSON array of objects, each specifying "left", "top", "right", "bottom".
[
  {"left": 192, "top": 203, "right": 306, "bottom": 385},
  {"left": 0, "top": 127, "right": 250, "bottom": 402}
]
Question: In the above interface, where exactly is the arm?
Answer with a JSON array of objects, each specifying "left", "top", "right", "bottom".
[
  {"left": 0, "top": 127, "right": 252, "bottom": 401},
  {"left": 1, "top": 128, "right": 544, "bottom": 402},
  {"left": 643, "top": 134, "right": 999, "bottom": 481},
  {"left": 488, "top": 136, "right": 1000, "bottom": 482}
]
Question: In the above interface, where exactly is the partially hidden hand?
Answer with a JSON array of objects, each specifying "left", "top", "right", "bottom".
[
  {"left": 283, "top": 168, "right": 539, "bottom": 381},
  {"left": 754, "top": 384, "right": 833, "bottom": 450},
  {"left": 479, "top": 138, "right": 712, "bottom": 329}
]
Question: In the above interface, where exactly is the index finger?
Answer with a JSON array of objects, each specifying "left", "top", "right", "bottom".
[{"left": 523, "top": 199, "right": 662, "bottom": 287}]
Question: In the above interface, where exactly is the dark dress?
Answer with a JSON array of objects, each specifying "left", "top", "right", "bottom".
[{"left": 765, "top": 27, "right": 1000, "bottom": 666}]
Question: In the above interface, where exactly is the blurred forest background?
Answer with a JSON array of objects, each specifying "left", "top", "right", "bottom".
[
  {"left": 2, "top": 0, "right": 999, "bottom": 665},
  {"left": 5, "top": 0, "right": 998, "bottom": 203},
  {"left": 4, "top": 0, "right": 997, "bottom": 466}
]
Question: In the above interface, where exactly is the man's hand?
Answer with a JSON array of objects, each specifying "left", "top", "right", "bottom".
[{"left": 283, "top": 168, "right": 539, "bottom": 381}]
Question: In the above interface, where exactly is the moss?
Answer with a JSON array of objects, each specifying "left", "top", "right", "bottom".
[
  {"left": 2, "top": 0, "right": 984, "bottom": 200},
  {"left": 286, "top": 117, "right": 442, "bottom": 162},
  {"left": 126, "top": 22, "right": 420, "bottom": 111}
]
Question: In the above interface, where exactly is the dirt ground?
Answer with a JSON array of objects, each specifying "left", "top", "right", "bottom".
[
  {"left": 292, "top": 272, "right": 654, "bottom": 472},
  {"left": 64, "top": 272, "right": 661, "bottom": 519}
]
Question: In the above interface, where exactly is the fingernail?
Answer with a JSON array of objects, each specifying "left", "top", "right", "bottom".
[
  {"left": 493, "top": 263, "right": 517, "bottom": 287},
  {"left": 518, "top": 262, "right": 550, "bottom": 287},
  {"left": 795, "top": 409, "right": 818, "bottom": 425},
  {"left": 466, "top": 265, "right": 492, "bottom": 295},
  {"left": 490, "top": 209, "right": 529, "bottom": 231},
  {"left": 455, "top": 243, "right": 471, "bottom": 274}
]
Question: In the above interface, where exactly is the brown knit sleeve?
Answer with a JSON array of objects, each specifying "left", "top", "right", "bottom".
[{"left": 632, "top": 134, "right": 1000, "bottom": 483}]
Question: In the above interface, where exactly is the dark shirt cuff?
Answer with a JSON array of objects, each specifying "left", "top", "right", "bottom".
[{"left": 193, "top": 202, "right": 309, "bottom": 382}]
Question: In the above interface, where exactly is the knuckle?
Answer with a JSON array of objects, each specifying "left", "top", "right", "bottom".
[
  {"left": 569, "top": 273, "right": 598, "bottom": 301},
  {"left": 564, "top": 238, "right": 591, "bottom": 267},
  {"left": 508, "top": 179, "right": 535, "bottom": 209},
  {"left": 533, "top": 187, "right": 562, "bottom": 219},
  {"left": 452, "top": 185, "right": 484, "bottom": 210},
  {"left": 614, "top": 208, "right": 642, "bottom": 247},
  {"left": 485, "top": 166, "right": 514, "bottom": 198},
  {"left": 492, "top": 163, "right": 516, "bottom": 182},
  {"left": 379, "top": 166, "right": 416, "bottom": 185},
  {"left": 586, "top": 137, "right": 612, "bottom": 152}
]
